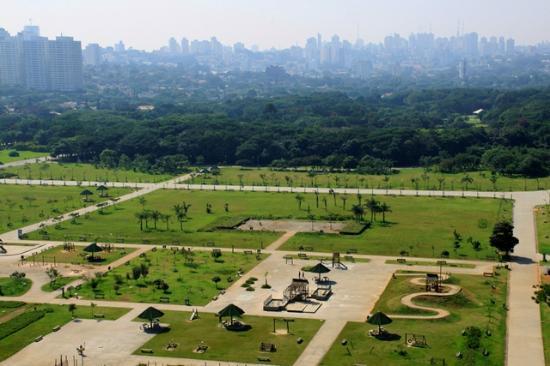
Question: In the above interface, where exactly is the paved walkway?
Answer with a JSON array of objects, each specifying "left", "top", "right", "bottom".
[
  {"left": 506, "top": 192, "right": 547, "bottom": 366},
  {"left": 293, "top": 319, "right": 347, "bottom": 366}
]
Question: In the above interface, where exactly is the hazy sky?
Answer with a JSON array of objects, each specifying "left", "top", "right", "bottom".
[{"left": 2, "top": 0, "right": 549, "bottom": 50}]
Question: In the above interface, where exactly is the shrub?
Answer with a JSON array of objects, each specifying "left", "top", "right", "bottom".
[
  {"left": 464, "top": 326, "right": 482, "bottom": 349},
  {"left": 0, "top": 310, "right": 45, "bottom": 340}
]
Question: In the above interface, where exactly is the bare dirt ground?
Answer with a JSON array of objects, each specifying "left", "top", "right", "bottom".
[{"left": 237, "top": 219, "right": 345, "bottom": 233}]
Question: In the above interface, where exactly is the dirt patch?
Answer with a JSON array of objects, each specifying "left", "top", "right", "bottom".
[{"left": 237, "top": 219, "right": 345, "bottom": 234}]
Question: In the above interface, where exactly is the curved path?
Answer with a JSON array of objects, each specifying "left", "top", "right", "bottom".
[{"left": 388, "top": 276, "right": 461, "bottom": 320}]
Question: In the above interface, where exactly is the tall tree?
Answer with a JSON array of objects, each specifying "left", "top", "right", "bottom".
[{"left": 490, "top": 221, "right": 519, "bottom": 257}]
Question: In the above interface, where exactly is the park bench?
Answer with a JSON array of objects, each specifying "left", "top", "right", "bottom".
[
  {"left": 298, "top": 253, "right": 308, "bottom": 259},
  {"left": 244, "top": 250, "right": 253, "bottom": 255},
  {"left": 483, "top": 272, "right": 494, "bottom": 277},
  {"left": 34, "top": 335, "right": 43, "bottom": 342},
  {"left": 304, "top": 246, "right": 313, "bottom": 252},
  {"left": 257, "top": 356, "right": 271, "bottom": 362},
  {"left": 140, "top": 349, "right": 153, "bottom": 354},
  {"left": 397, "top": 258, "right": 407, "bottom": 264},
  {"left": 52, "top": 325, "right": 61, "bottom": 332},
  {"left": 94, "top": 293, "right": 105, "bottom": 299},
  {"left": 94, "top": 314, "right": 105, "bottom": 319},
  {"left": 159, "top": 296, "right": 170, "bottom": 303},
  {"left": 184, "top": 299, "right": 191, "bottom": 306},
  {"left": 346, "top": 248, "right": 358, "bottom": 254}
]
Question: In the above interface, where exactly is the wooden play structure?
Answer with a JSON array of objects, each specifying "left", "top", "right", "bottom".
[{"left": 425, "top": 273, "right": 441, "bottom": 292}]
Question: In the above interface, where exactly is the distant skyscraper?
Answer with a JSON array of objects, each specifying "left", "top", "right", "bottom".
[
  {"left": 83, "top": 43, "right": 101, "bottom": 65},
  {"left": 181, "top": 38, "right": 189, "bottom": 54},
  {"left": 48, "top": 36, "right": 83, "bottom": 91},
  {"left": 21, "top": 35, "right": 49, "bottom": 90},
  {"left": 506, "top": 38, "right": 515, "bottom": 55},
  {"left": 114, "top": 41, "right": 125, "bottom": 53},
  {"left": 458, "top": 59, "right": 467, "bottom": 80},
  {"left": 168, "top": 37, "right": 181, "bottom": 54},
  {"left": 0, "top": 28, "right": 21, "bottom": 86}
]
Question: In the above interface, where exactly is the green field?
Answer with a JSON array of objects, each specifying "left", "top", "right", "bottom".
[
  {"left": 26, "top": 190, "right": 511, "bottom": 259},
  {"left": 320, "top": 270, "right": 508, "bottom": 365},
  {"left": 135, "top": 311, "right": 323, "bottom": 365},
  {"left": 0, "top": 185, "right": 131, "bottom": 234},
  {"left": 75, "top": 248, "right": 266, "bottom": 306},
  {"left": 0, "top": 301, "right": 130, "bottom": 361},
  {"left": 536, "top": 205, "right": 550, "bottom": 254},
  {"left": 282, "top": 196, "right": 512, "bottom": 260},
  {"left": 192, "top": 167, "right": 550, "bottom": 192},
  {"left": 0, "top": 150, "right": 46, "bottom": 164},
  {"left": 3, "top": 162, "right": 173, "bottom": 183},
  {"left": 28, "top": 245, "right": 136, "bottom": 266},
  {"left": 0, "top": 277, "right": 32, "bottom": 297}
]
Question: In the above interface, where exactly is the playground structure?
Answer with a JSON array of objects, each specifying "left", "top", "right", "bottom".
[
  {"left": 331, "top": 252, "right": 348, "bottom": 270},
  {"left": 264, "top": 272, "right": 329, "bottom": 313},
  {"left": 388, "top": 273, "right": 461, "bottom": 320}
]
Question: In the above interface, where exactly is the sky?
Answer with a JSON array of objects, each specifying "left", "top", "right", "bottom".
[{"left": 1, "top": 0, "right": 550, "bottom": 50}]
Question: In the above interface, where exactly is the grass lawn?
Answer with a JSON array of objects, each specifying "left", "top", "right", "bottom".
[
  {"left": 282, "top": 196, "right": 512, "bottom": 260},
  {"left": 0, "top": 184, "right": 131, "bottom": 234},
  {"left": 320, "top": 269, "right": 508, "bottom": 366},
  {"left": 3, "top": 162, "right": 173, "bottom": 183},
  {"left": 134, "top": 311, "right": 323, "bottom": 365},
  {"left": 26, "top": 190, "right": 510, "bottom": 260},
  {"left": 193, "top": 166, "right": 550, "bottom": 192},
  {"left": 40, "top": 276, "right": 80, "bottom": 292},
  {"left": 0, "top": 150, "right": 46, "bottom": 164},
  {"left": 28, "top": 244, "right": 137, "bottom": 266},
  {"left": 536, "top": 205, "right": 550, "bottom": 255},
  {"left": 76, "top": 248, "right": 267, "bottom": 306},
  {"left": 0, "top": 302, "right": 130, "bottom": 362},
  {"left": 0, "top": 277, "right": 32, "bottom": 297}
]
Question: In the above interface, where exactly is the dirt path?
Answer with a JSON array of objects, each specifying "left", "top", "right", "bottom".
[{"left": 388, "top": 276, "right": 461, "bottom": 320}]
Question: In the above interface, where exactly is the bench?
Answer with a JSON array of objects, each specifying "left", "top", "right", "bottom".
[
  {"left": 483, "top": 272, "right": 494, "bottom": 277},
  {"left": 257, "top": 356, "right": 271, "bottom": 362},
  {"left": 397, "top": 258, "right": 407, "bottom": 264},
  {"left": 34, "top": 335, "right": 43, "bottom": 342},
  {"left": 304, "top": 246, "right": 313, "bottom": 252},
  {"left": 94, "top": 314, "right": 105, "bottom": 319},
  {"left": 140, "top": 349, "right": 153, "bottom": 354},
  {"left": 346, "top": 249, "right": 358, "bottom": 254},
  {"left": 160, "top": 296, "right": 170, "bottom": 303},
  {"left": 94, "top": 293, "right": 105, "bottom": 299},
  {"left": 244, "top": 250, "right": 253, "bottom": 255},
  {"left": 298, "top": 253, "right": 308, "bottom": 259},
  {"left": 52, "top": 325, "right": 61, "bottom": 332}
]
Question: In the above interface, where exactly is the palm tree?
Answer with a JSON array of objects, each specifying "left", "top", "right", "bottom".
[
  {"left": 151, "top": 210, "right": 161, "bottom": 229},
  {"left": 295, "top": 194, "right": 305, "bottom": 210},
  {"left": 356, "top": 192, "right": 363, "bottom": 205},
  {"left": 489, "top": 172, "right": 498, "bottom": 191},
  {"left": 379, "top": 202, "right": 391, "bottom": 223},
  {"left": 340, "top": 194, "right": 348, "bottom": 210},
  {"left": 161, "top": 214, "right": 171, "bottom": 230},
  {"left": 351, "top": 204, "right": 364, "bottom": 222},
  {"left": 314, "top": 191, "right": 320, "bottom": 208},
  {"left": 138, "top": 197, "right": 147, "bottom": 209},
  {"left": 135, "top": 211, "right": 147, "bottom": 231},
  {"left": 437, "top": 177, "right": 445, "bottom": 191},
  {"left": 366, "top": 198, "right": 379, "bottom": 222},
  {"left": 461, "top": 175, "right": 474, "bottom": 190}
]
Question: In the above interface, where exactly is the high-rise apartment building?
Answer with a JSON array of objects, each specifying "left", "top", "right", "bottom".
[
  {"left": 83, "top": 43, "right": 101, "bottom": 65},
  {"left": 48, "top": 36, "right": 83, "bottom": 91},
  {"left": 0, "top": 25, "right": 83, "bottom": 91},
  {"left": 0, "top": 28, "right": 21, "bottom": 86}
]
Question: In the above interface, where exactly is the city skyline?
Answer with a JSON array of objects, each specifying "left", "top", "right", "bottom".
[{"left": 1, "top": 0, "right": 550, "bottom": 51}]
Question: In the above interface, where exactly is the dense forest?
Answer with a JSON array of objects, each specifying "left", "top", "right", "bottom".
[{"left": 0, "top": 88, "right": 548, "bottom": 177}]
